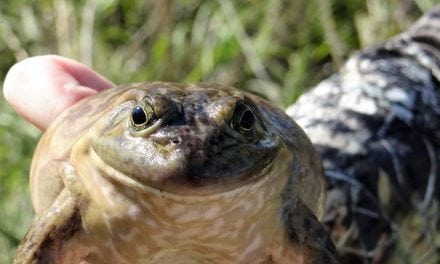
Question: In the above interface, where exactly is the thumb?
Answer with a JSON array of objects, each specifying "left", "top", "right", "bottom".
[{"left": 3, "top": 55, "right": 114, "bottom": 131}]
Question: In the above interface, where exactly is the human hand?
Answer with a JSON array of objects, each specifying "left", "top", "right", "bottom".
[{"left": 3, "top": 55, "right": 113, "bottom": 131}]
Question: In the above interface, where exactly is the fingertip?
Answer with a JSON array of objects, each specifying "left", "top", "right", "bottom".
[
  {"left": 3, "top": 55, "right": 113, "bottom": 130},
  {"left": 3, "top": 57, "right": 31, "bottom": 105}
]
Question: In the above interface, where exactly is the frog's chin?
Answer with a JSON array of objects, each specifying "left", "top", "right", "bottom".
[{"left": 90, "top": 145, "right": 277, "bottom": 198}]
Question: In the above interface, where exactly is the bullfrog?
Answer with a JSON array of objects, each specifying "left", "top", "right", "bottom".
[{"left": 13, "top": 82, "right": 338, "bottom": 263}]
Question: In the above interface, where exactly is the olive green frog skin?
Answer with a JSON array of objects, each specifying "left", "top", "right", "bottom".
[{"left": 13, "top": 82, "right": 338, "bottom": 263}]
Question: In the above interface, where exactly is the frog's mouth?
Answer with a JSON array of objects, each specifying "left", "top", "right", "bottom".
[
  {"left": 92, "top": 130, "right": 279, "bottom": 196},
  {"left": 90, "top": 141, "right": 280, "bottom": 198}
]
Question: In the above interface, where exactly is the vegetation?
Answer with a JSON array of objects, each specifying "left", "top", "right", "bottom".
[{"left": 0, "top": 0, "right": 436, "bottom": 263}]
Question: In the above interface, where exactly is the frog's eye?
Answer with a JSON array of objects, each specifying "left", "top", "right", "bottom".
[
  {"left": 130, "top": 102, "right": 155, "bottom": 129},
  {"left": 231, "top": 103, "right": 255, "bottom": 138},
  {"left": 131, "top": 106, "right": 147, "bottom": 125}
]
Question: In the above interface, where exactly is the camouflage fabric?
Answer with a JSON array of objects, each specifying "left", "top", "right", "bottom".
[{"left": 288, "top": 6, "right": 440, "bottom": 264}]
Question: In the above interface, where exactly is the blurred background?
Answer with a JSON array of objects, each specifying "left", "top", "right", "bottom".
[{"left": 0, "top": 0, "right": 437, "bottom": 263}]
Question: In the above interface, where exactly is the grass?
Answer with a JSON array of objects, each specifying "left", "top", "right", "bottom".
[
  {"left": 0, "top": 0, "right": 435, "bottom": 263},
  {"left": 0, "top": 97, "right": 38, "bottom": 263}
]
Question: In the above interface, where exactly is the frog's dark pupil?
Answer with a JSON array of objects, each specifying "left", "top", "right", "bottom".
[
  {"left": 239, "top": 109, "right": 254, "bottom": 130},
  {"left": 132, "top": 106, "right": 147, "bottom": 125}
]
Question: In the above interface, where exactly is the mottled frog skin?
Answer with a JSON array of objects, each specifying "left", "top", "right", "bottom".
[{"left": 13, "top": 82, "right": 338, "bottom": 263}]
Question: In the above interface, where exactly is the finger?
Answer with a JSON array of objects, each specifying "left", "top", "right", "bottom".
[{"left": 3, "top": 55, "right": 114, "bottom": 130}]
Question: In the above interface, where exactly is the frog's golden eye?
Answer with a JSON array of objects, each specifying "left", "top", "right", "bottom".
[
  {"left": 231, "top": 102, "right": 255, "bottom": 138},
  {"left": 130, "top": 101, "right": 155, "bottom": 129}
]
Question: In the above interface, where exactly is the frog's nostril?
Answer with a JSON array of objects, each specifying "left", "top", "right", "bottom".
[{"left": 171, "top": 137, "right": 181, "bottom": 144}]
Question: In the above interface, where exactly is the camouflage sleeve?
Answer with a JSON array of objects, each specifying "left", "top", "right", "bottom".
[{"left": 287, "top": 5, "right": 440, "bottom": 264}]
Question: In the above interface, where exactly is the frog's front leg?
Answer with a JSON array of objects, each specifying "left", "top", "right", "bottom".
[
  {"left": 283, "top": 198, "right": 340, "bottom": 264},
  {"left": 14, "top": 161, "right": 87, "bottom": 264},
  {"left": 32, "top": 160, "right": 85, "bottom": 215}
]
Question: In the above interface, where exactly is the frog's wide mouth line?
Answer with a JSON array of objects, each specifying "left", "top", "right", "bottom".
[{"left": 89, "top": 145, "right": 279, "bottom": 202}]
